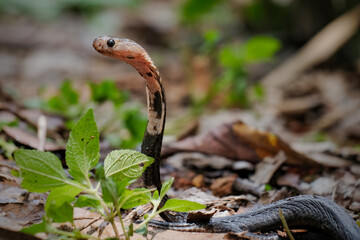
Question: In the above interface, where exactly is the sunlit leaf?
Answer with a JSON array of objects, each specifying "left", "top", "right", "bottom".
[
  {"left": 74, "top": 195, "right": 102, "bottom": 211},
  {"left": 45, "top": 185, "right": 82, "bottom": 222},
  {"left": 21, "top": 219, "right": 48, "bottom": 235},
  {"left": 120, "top": 188, "right": 152, "bottom": 209},
  {"left": 66, "top": 109, "right": 100, "bottom": 183},
  {"left": 160, "top": 199, "right": 205, "bottom": 212},
  {"left": 14, "top": 149, "right": 68, "bottom": 192},
  {"left": 160, "top": 178, "right": 174, "bottom": 200},
  {"left": 104, "top": 149, "right": 153, "bottom": 181}
]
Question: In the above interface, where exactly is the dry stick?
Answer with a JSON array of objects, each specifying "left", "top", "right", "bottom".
[
  {"left": 279, "top": 208, "right": 295, "bottom": 240},
  {"left": 37, "top": 115, "right": 47, "bottom": 151},
  {"left": 262, "top": 4, "right": 360, "bottom": 106}
]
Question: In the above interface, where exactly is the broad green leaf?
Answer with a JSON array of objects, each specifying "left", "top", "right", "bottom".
[
  {"left": 101, "top": 177, "right": 128, "bottom": 203},
  {"left": 243, "top": 36, "right": 280, "bottom": 64},
  {"left": 120, "top": 188, "right": 152, "bottom": 209},
  {"left": 14, "top": 149, "right": 68, "bottom": 192},
  {"left": 219, "top": 44, "right": 245, "bottom": 68},
  {"left": 160, "top": 199, "right": 205, "bottom": 213},
  {"left": 21, "top": 219, "right": 48, "bottom": 234},
  {"left": 45, "top": 185, "right": 82, "bottom": 219},
  {"left": 104, "top": 149, "right": 154, "bottom": 181},
  {"left": 66, "top": 109, "right": 100, "bottom": 183},
  {"left": 46, "top": 201, "right": 73, "bottom": 223},
  {"left": 160, "top": 178, "right": 174, "bottom": 200},
  {"left": 74, "top": 195, "right": 102, "bottom": 211}
]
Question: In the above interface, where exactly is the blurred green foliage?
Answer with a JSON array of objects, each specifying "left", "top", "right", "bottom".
[
  {"left": 0, "top": 0, "right": 142, "bottom": 20},
  {"left": 180, "top": 0, "right": 224, "bottom": 23},
  {"left": 89, "top": 80, "right": 129, "bottom": 105},
  {"left": 24, "top": 80, "right": 146, "bottom": 149},
  {"left": 179, "top": 0, "right": 282, "bottom": 108},
  {"left": 217, "top": 36, "right": 280, "bottom": 106},
  {"left": 200, "top": 35, "right": 280, "bottom": 107},
  {"left": 47, "top": 80, "right": 82, "bottom": 119}
]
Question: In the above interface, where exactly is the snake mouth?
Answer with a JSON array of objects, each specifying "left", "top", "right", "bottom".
[
  {"left": 93, "top": 38, "right": 104, "bottom": 52},
  {"left": 93, "top": 37, "right": 116, "bottom": 58}
]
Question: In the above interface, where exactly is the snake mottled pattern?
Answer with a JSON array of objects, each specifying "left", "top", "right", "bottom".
[{"left": 93, "top": 36, "right": 360, "bottom": 239}]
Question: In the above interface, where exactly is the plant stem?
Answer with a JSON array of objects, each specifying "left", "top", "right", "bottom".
[
  {"left": 115, "top": 203, "right": 129, "bottom": 240},
  {"left": 50, "top": 226, "right": 101, "bottom": 240},
  {"left": 133, "top": 200, "right": 160, "bottom": 232},
  {"left": 109, "top": 218, "right": 121, "bottom": 239},
  {"left": 85, "top": 175, "right": 121, "bottom": 239},
  {"left": 279, "top": 208, "right": 295, "bottom": 240}
]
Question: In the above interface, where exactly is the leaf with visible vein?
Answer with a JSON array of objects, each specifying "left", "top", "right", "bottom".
[
  {"left": 66, "top": 109, "right": 100, "bottom": 183},
  {"left": 119, "top": 188, "right": 152, "bottom": 209},
  {"left": 14, "top": 149, "right": 68, "bottom": 192},
  {"left": 160, "top": 199, "right": 206, "bottom": 213},
  {"left": 160, "top": 177, "right": 174, "bottom": 200},
  {"left": 104, "top": 149, "right": 153, "bottom": 181},
  {"left": 45, "top": 185, "right": 82, "bottom": 222}
]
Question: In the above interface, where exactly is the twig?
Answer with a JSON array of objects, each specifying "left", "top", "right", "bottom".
[
  {"left": 37, "top": 115, "right": 47, "bottom": 151},
  {"left": 279, "top": 208, "right": 295, "bottom": 240}
]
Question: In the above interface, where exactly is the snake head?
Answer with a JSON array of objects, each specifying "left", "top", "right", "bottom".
[{"left": 93, "top": 36, "right": 149, "bottom": 64}]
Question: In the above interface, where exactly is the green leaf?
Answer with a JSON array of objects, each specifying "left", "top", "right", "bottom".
[
  {"left": 21, "top": 219, "right": 48, "bottom": 234},
  {"left": 180, "top": 0, "right": 223, "bottom": 23},
  {"left": 45, "top": 185, "right": 82, "bottom": 222},
  {"left": 120, "top": 188, "right": 152, "bottom": 210},
  {"left": 95, "top": 163, "right": 105, "bottom": 181},
  {"left": 153, "top": 190, "right": 159, "bottom": 200},
  {"left": 120, "top": 107, "right": 147, "bottom": 149},
  {"left": 160, "top": 178, "right": 174, "bottom": 200},
  {"left": 74, "top": 195, "right": 102, "bottom": 211},
  {"left": 89, "top": 80, "right": 128, "bottom": 105},
  {"left": 104, "top": 149, "right": 154, "bottom": 181},
  {"left": 128, "top": 223, "right": 134, "bottom": 237},
  {"left": 14, "top": 149, "right": 68, "bottom": 192},
  {"left": 243, "top": 36, "right": 281, "bottom": 64},
  {"left": 66, "top": 109, "right": 100, "bottom": 183},
  {"left": 134, "top": 224, "right": 148, "bottom": 235},
  {"left": 219, "top": 44, "right": 245, "bottom": 68},
  {"left": 160, "top": 199, "right": 205, "bottom": 213},
  {"left": 61, "top": 80, "right": 79, "bottom": 105},
  {"left": 46, "top": 200, "right": 73, "bottom": 223},
  {"left": 101, "top": 177, "right": 128, "bottom": 203}
]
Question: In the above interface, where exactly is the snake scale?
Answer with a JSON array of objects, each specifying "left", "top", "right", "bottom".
[{"left": 93, "top": 36, "right": 360, "bottom": 240}]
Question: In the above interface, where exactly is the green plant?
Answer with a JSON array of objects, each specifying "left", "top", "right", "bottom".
[
  {"left": 212, "top": 35, "right": 280, "bottom": 107},
  {"left": 24, "top": 79, "right": 147, "bottom": 149},
  {"left": 14, "top": 109, "right": 205, "bottom": 239},
  {"left": 89, "top": 80, "right": 129, "bottom": 105}
]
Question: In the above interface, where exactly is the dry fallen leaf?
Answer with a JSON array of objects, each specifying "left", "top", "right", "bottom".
[{"left": 3, "top": 126, "right": 65, "bottom": 151}]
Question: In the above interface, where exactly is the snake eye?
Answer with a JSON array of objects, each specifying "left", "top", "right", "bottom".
[{"left": 107, "top": 39, "right": 115, "bottom": 47}]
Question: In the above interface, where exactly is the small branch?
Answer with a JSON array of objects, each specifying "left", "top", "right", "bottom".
[
  {"left": 37, "top": 115, "right": 47, "bottom": 151},
  {"left": 279, "top": 208, "right": 295, "bottom": 240},
  {"left": 49, "top": 226, "right": 101, "bottom": 240},
  {"left": 115, "top": 203, "right": 129, "bottom": 240}
]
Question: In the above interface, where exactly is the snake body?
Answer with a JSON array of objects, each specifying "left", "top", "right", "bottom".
[
  {"left": 149, "top": 195, "right": 360, "bottom": 240},
  {"left": 92, "top": 37, "right": 360, "bottom": 239}
]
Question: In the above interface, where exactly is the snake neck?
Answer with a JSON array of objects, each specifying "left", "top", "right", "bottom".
[{"left": 138, "top": 65, "right": 166, "bottom": 191}]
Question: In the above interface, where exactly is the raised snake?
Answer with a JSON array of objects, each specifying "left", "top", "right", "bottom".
[{"left": 92, "top": 36, "right": 360, "bottom": 240}]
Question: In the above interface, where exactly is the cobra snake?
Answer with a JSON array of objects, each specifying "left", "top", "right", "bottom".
[{"left": 93, "top": 36, "right": 360, "bottom": 240}]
